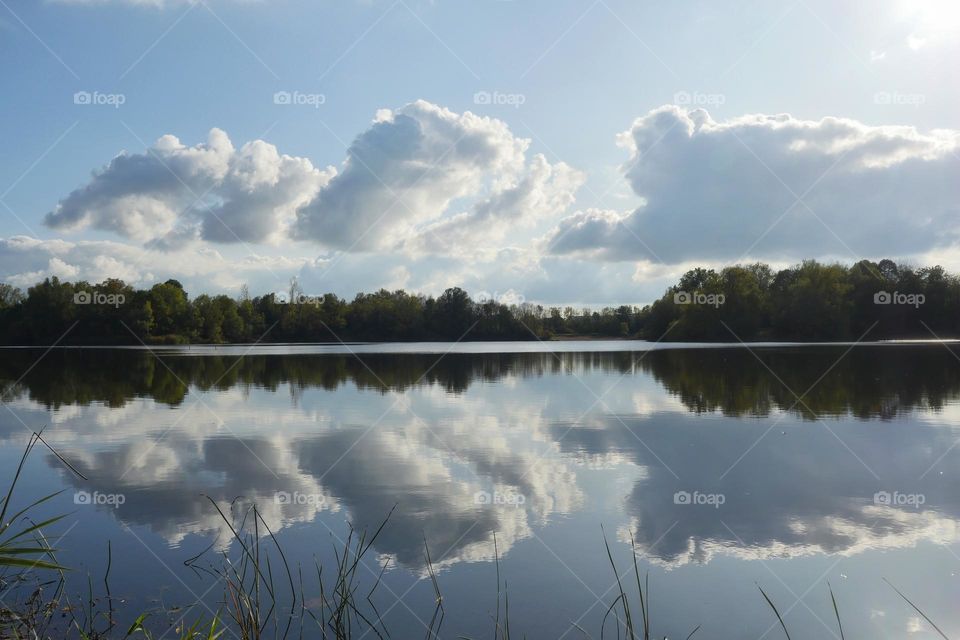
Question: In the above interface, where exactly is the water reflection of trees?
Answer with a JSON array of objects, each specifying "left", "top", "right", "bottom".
[
  {"left": 2, "top": 345, "right": 959, "bottom": 418},
  {"left": 637, "top": 346, "right": 960, "bottom": 419}
]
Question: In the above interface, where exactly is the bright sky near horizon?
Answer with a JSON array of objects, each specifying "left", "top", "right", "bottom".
[{"left": 1, "top": 0, "right": 958, "bottom": 305}]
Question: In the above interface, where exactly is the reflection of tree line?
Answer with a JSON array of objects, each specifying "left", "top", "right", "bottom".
[
  {"left": 637, "top": 346, "right": 960, "bottom": 419},
  {"left": 0, "top": 350, "right": 638, "bottom": 408},
  {"left": 2, "top": 346, "right": 959, "bottom": 418}
]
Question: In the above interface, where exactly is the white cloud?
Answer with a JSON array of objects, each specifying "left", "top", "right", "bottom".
[
  {"left": 547, "top": 105, "right": 960, "bottom": 265},
  {"left": 30, "top": 101, "right": 960, "bottom": 304},
  {"left": 45, "top": 102, "right": 578, "bottom": 258},
  {"left": 202, "top": 139, "right": 332, "bottom": 244},
  {"left": 406, "top": 153, "right": 584, "bottom": 255},
  {"left": 907, "top": 34, "right": 928, "bottom": 50},
  {"left": 45, "top": 128, "right": 334, "bottom": 245},
  {"left": 897, "top": 0, "right": 960, "bottom": 51},
  {"left": 292, "top": 100, "right": 536, "bottom": 251}
]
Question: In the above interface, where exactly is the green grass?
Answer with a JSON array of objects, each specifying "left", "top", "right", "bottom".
[{"left": 0, "top": 432, "right": 69, "bottom": 572}]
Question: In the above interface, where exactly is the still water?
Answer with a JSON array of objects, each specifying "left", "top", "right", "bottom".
[{"left": 1, "top": 342, "right": 959, "bottom": 638}]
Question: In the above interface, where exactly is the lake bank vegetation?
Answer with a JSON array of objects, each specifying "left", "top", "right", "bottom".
[{"left": 1, "top": 259, "right": 957, "bottom": 345}]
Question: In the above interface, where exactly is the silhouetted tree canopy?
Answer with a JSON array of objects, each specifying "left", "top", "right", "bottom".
[{"left": 0, "top": 258, "right": 955, "bottom": 345}]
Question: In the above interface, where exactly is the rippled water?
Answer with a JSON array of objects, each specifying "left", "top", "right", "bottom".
[{"left": 2, "top": 343, "right": 959, "bottom": 638}]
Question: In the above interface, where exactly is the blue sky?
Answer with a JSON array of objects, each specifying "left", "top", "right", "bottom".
[{"left": 1, "top": 0, "right": 958, "bottom": 304}]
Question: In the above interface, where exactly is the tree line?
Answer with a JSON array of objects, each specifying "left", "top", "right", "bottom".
[
  {"left": 0, "top": 258, "right": 956, "bottom": 345},
  {"left": 642, "top": 258, "right": 958, "bottom": 341}
]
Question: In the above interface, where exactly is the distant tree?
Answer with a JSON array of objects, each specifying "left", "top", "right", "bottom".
[
  {"left": 215, "top": 295, "right": 244, "bottom": 342},
  {"left": 432, "top": 287, "right": 474, "bottom": 339},
  {"left": 0, "top": 283, "right": 24, "bottom": 309},
  {"left": 719, "top": 265, "right": 768, "bottom": 337},
  {"left": 193, "top": 295, "right": 225, "bottom": 343},
  {"left": 129, "top": 299, "right": 154, "bottom": 338},
  {"left": 771, "top": 261, "right": 852, "bottom": 339},
  {"left": 878, "top": 259, "right": 900, "bottom": 283},
  {"left": 149, "top": 281, "right": 191, "bottom": 337},
  {"left": 21, "top": 277, "right": 78, "bottom": 343}
]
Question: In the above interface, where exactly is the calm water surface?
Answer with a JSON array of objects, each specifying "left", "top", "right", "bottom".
[{"left": 1, "top": 342, "right": 959, "bottom": 638}]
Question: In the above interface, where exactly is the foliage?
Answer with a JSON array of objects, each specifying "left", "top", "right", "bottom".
[
  {"left": 1, "top": 433, "right": 67, "bottom": 573},
  {"left": 641, "top": 258, "right": 960, "bottom": 341},
  {"left": 0, "top": 258, "right": 958, "bottom": 344}
]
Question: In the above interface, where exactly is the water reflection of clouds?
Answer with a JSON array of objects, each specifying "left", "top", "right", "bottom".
[
  {"left": 2, "top": 347, "right": 959, "bottom": 575},
  {"left": 553, "top": 411, "right": 960, "bottom": 567},
  {"left": 32, "top": 383, "right": 584, "bottom": 572}
]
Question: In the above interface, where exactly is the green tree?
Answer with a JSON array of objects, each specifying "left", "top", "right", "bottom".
[
  {"left": 0, "top": 283, "right": 24, "bottom": 309},
  {"left": 149, "top": 280, "right": 191, "bottom": 338},
  {"left": 771, "top": 261, "right": 853, "bottom": 339},
  {"left": 21, "top": 277, "right": 78, "bottom": 343},
  {"left": 193, "top": 294, "right": 225, "bottom": 343}
]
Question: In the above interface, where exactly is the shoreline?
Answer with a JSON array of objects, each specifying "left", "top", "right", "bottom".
[{"left": 1, "top": 337, "right": 958, "bottom": 351}]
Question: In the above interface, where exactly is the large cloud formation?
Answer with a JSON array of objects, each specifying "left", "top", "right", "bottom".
[
  {"left": 45, "top": 129, "right": 333, "bottom": 245},
  {"left": 27, "top": 101, "right": 960, "bottom": 301},
  {"left": 406, "top": 152, "right": 583, "bottom": 255},
  {"left": 547, "top": 105, "right": 960, "bottom": 264},
  {"left": 44, "top": 101, "right": 580, "bottom": 257},
  {"left": 291, "top": 100, "right": 584, "bottom": 254}
]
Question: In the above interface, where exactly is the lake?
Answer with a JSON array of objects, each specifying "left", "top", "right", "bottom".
[{"left": 1, "top": 342, "right": 958, "bottom": 638}]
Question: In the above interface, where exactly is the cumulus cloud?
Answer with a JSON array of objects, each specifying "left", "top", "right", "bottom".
[
  {"left": 45, "top": 128, "right": 334, "bottom": 245},
  {"left": 45, "top": 102, "right": 578, "bottom": 257},
  {"left": 34, "top": 102, "right": 960, "bottom": 303},
  {"left": 203, "top": 139, "right": 333, "bottom": 243},
  {"left": 547, "top": 105, "right": 960, "bottom": 264},
  {"left": 292, "top": 100, "right": 534, "bottom": 250},
  {"left": 406, "top": 153, "right": 584, "bottom": 255}
]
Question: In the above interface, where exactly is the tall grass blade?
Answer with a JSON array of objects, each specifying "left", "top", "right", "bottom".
[
  {"left": 828, "top": 582, "right": 844, "bottom": 640},
  {"left": 758, "top": 584, "right": 791, "bottom": 640},
  {"left": 884, "top": 578, "right": 951, "bottom": 640}
]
